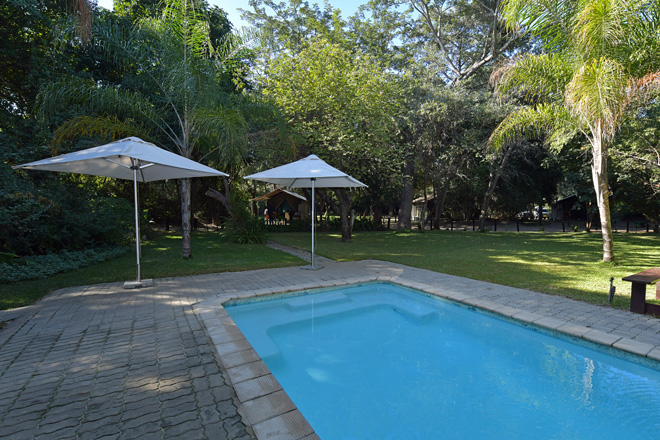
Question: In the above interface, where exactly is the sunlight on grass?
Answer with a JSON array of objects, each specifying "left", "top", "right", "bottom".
[
  {"left": 272, "top": 230, "right": 660, "bottom": 309},
  {"left": 5, "top": 229, "right": 660, "bottom": 312}
]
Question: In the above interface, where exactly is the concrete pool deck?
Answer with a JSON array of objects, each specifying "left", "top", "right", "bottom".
[{"left": 2, "top": 245, "right": 660, "bottom": 439}]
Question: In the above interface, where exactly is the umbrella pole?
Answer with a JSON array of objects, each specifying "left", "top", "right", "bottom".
[
  {"left": 132, "top": 159, "right": 141, "bottom": 282},
  {"left": 311, "top": 178, "right": 315, "bottom": 267}
]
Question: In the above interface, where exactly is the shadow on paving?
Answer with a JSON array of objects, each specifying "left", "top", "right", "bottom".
[{"left": 0, "top": 285, "right": 255, "bottom": 440}]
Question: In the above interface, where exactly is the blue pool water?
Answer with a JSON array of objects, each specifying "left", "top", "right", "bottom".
[{"left": 226, "top": 283, "right": 660, "bottom": 439}]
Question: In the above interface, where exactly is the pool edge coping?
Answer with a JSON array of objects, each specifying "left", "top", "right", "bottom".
[{"left": 194, "top": 268, "right": 660, "bottom": 440}]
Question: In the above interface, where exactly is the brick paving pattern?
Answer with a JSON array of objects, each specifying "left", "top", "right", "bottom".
[{"left": 0, "top": 283, "right": 255, "bottom": 440}]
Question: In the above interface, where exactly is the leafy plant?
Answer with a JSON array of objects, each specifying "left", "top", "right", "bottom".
[
  {"left": 2, "top": 163, "right": 135, "bottom": 256},
  {"left": 220, "top": 192, "right": 269, "bottom": 244},
  {"left": 0, "top": 246, "right": 128, "bottom": 283}
]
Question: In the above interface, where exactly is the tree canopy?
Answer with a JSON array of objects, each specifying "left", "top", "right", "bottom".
[{"left": 4, "top": 0, "right": 660, "bottom": 264}]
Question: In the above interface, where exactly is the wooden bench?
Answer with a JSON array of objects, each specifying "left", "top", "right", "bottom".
[{"left": 622, "top": 268, "right": 660, "bottom": 315}]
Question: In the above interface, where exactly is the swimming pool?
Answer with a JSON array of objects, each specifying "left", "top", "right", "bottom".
[{"left": 226, "top": 283, "right": 660, "bottom": 439}]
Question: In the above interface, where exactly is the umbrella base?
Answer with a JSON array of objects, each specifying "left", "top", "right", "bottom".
[
  {"left": 123, "top": 279, "right": 154, "bottom": 289},
  {"left": 300, "top": 264, "right": 323, "bottom": 271}
]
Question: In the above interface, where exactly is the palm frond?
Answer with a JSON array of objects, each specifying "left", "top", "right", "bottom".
[
  {"left": 144, "top": 0, "right": 218, "bottom": 60},
  {"left": 565, "top": 56, "right": 628, "bottom": 138},
  {"left": 92, "top": 16, "right": 160, "bottom": 69},
  {"left": 500, "top": 0, "right": 582, "bottom": 50},
  {"left": 489, "top": 103, "right": 578, "bottom": 151},
  {"left": 35, "top": 76, "right": 177, "bottom": 145},
  {"left": 52, "top": 116, "right": 154, "bottom": 145},
  {"left": 492, "top": 53, "right": 575, "bottom": 104},
  {"left": 625, "top": 1, "right": 660, "bottom": 75},
  {"left": 214, "top": 27, "right": 262, "bottom": 67},
  {"left": 573, "top": 0, "right": 628, "bottom": 57},
  {"left": 192, "top": 106, "right": 248, "bottom": 163}
]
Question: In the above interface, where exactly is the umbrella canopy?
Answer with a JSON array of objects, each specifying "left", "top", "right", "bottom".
[
  {"left": 14, "top": 137, "right": 227, "bottom": 288},
  {"left": 14, "top": 136, "right": 224, "bottom": 182},
  {"left": 245, "top": 154, "right": 366, "bottom": 269},
  {"left": 244, "top": 154, "right": 366, "bottom": 188}
]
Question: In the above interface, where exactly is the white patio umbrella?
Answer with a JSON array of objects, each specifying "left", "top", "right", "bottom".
[
  {"left": 245, "top": 154, "right": 366, "bottom": 269},
  {"left": 13, "top": 137, "right": 227, "bottom": 288}
]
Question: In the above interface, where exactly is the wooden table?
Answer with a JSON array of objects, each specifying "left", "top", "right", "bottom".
[{"left": 622, "top": 268, "right": 660, "bottom": 315}]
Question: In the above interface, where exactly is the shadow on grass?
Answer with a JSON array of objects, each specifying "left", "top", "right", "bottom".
[
  {"left": 271, "top": 230, "right": 660, "bottom": 309},
  {"left": 0, "top": 231, "right": 304, "bottom": 310}
]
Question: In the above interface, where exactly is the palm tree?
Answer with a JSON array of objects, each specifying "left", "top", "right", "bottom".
[
  {"left": 490, "top": 0, "right": 660, "bottom": 262},
  {"left": 37, "top": 0, "right": 262, "bottom": 257}
]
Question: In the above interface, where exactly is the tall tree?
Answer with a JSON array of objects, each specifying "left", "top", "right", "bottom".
[
  {"left": 410, "top": 0, "right": 521, "bottom": 85},
  {"left": 490, "top": 0, "right": 660, "bottom": 262},
  {"left": 260, "top": 38, "right": 403, "bottom": 241},
  {"left": 241, "top": 0, "right": 346, "bottom": 54},
  {"left": 394, "top": 0, "right": 523, "bottom": 231},
  {"left": 36, "top": 0, "right": 259, "bottom": 258}
]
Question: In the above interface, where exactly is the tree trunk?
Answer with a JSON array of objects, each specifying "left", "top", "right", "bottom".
[
  {"left": 478, "top": 144, "right": 513, "bottom": 231},
  {"left": 419, "top": 169, "right": 429, "bottom": 231},
  {"left": 591, "top": 132, "right": 614, "bottom": 262},
  {"left": 433, "top": 155, "right": 466, "bottom": 229},
  {"left": 180, "top": 178, "right": 192, "bottom": 258},
  {"left": 433, "top": 182, "right": 440, "bottom": 230},
  {"left": 372, "top": 203, "right": 383, "bottom": 228},
  {"left": 397, "top": 153, "right": 415, "bottom": 231},
  {"left": 438, "top": 176, "right": 452, "bottom": 225},
  {"left": 205, "top": 177, "right": 232, "bottom": 212},
  {"left": 335, "top": 188, "right": 353, "bottom": 242}
]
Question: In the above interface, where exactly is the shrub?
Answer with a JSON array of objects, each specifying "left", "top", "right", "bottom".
[
  {"left": 0, "top": 246, "right": 128, "bottom": 283},
  {"left": 220, "top": 192, "right": 269, "bottom": 244},
  {"left": 317, "top": 216, "right": 380, "bottom": 232},
  {"left": 2, "top": 164, "right": 135, "bottom": 255}
]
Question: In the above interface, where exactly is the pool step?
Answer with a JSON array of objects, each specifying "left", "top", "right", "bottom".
[{"left": 285, "top": 292, "right": 350, "bottom": 310}]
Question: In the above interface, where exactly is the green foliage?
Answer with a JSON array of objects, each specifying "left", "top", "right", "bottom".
[
  {"left": 1, "top": 161, "right": 135, "bottom": 256},
  {"left": 260, "top": 37, "right": 404, "bottom": 237},
  {"left": 221, "top": 215, "right": 269, "bottom": 244},
  {"left": 243, "top": 0, "right": 414, "bottom": 70},
  {"left": 609, "top": 103, "right": 660, "bottom": 226},
  {"left": 413, "top": 0, "right": 525, "bottom": 85},
  {"left": 494, "top": 0, "right": 660, "bottom": 262},
  {"left": 319, "top": 216, "right": 382, "bottom": 232},
  {"left": 0, "top": 246, "right": 128, "bottom": 283},
  {"left": 262, "top": 38, "right": 402, "bottom": 154},
  {"left": 34, "top": 0, "right": 277, "bottom": 257},
  {"left": 221, "top": 192, "right": 269, "bottom": 244}
]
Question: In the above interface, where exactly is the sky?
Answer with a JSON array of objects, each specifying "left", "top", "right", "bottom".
[{"left": 95, "top": 0, "right": 366, "bottom": 29}]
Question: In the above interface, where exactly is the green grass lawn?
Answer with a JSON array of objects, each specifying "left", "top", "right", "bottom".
[
  {"left": 0, "top": 231, "right": 303, "bottom": 310},
  {"left": 4, "top": 229, "right": 660, "bottom": 312},
  {"left": 270, "top": 230, "right": 660, "bottom": 309}
]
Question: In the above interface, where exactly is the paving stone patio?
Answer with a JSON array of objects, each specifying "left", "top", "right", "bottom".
[{"left": 2, "top": 244, "right": 660, "bottom": 439}]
